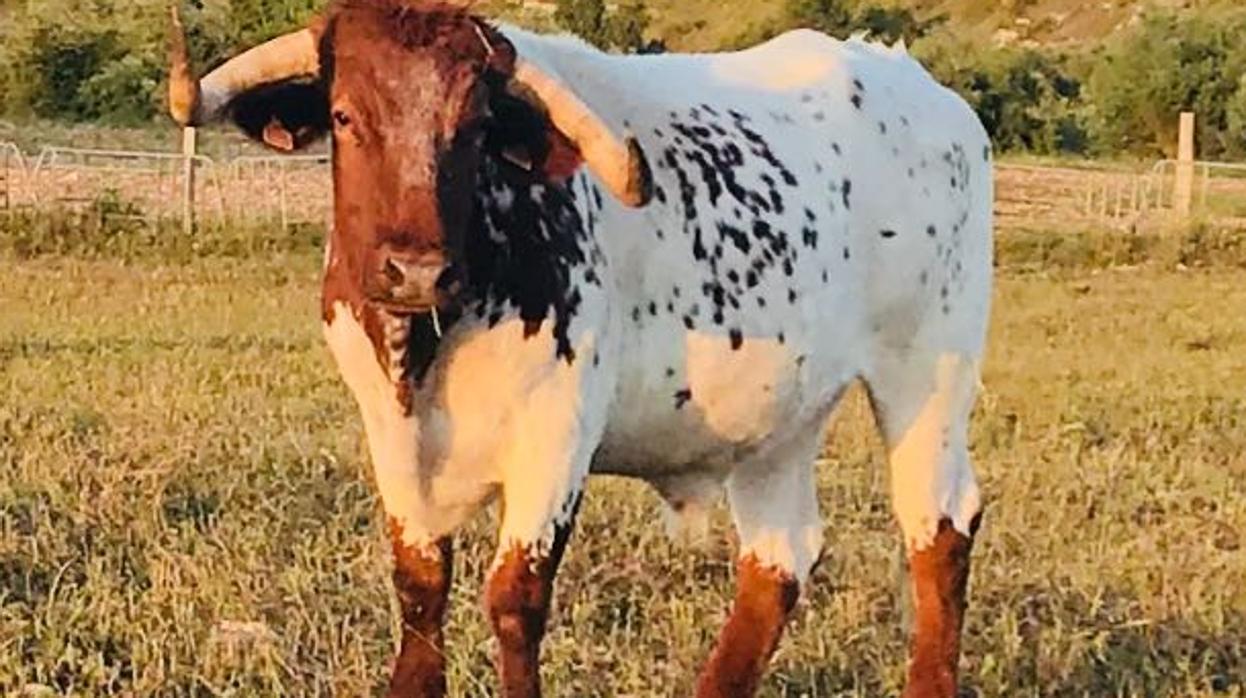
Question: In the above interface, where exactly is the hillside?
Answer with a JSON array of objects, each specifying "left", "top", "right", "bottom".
[{"left": 631, "top": 0, "right": 1242, "bottom": 52}]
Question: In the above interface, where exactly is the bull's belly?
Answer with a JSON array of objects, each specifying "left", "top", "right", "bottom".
[{"left": 592, "top": 329, "right": 854, "bottom": 481}]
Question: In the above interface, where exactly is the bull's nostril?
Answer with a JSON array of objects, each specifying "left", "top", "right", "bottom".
[{"left": 383, "top": 258, "right": 406, "bottom": 286}]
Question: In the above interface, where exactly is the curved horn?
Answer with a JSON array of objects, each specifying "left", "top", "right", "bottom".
[
  {"left": 512, "top": 59, "right": 653, "bottom": 208},
  {"left": 168, "top": 6, "right": 320, "bottom": 126}
]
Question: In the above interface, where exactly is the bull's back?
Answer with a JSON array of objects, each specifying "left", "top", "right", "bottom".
[{"left": 574, "top": 33, "right": 988, "bottom": 475}]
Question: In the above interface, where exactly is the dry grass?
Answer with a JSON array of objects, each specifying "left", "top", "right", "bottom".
[{"left": 1, "top": 235, "right": 1244, "bottom": 696}]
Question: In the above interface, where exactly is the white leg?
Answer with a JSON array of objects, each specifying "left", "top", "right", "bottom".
[
  {"left": 323, "top": 303, "right": 441, "bottom": 544},
  {"left": 483, "top": 347, "right": 605, "bottom": 698},
  {"left": 869, "top": 351, "right": 982, "bottom": 551},
  {"left": 867, "top": 350, "right": 984, "bottom": 698},
  {"left": 695, "top": 435, "right": 825, "bottom": 698},
  {"left": 323, "top": 304, "right": 454, "bottom": 698},
  {"left": 727, "top": 438, "right": 825, "bottom": 586}
]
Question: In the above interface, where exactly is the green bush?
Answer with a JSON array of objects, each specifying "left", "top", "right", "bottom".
[
  {"left": 0, "top": 204, "right": 325, "bottom": 262},
  {"left": 917, "top": 38, "right": 1090, "bottom": 155},
  {"left": 789, "top": 0, "right": 934, "bottom": 45},
  {"left": 3, "top": 0, "right": 1246, "bottom": 162},
  {"left": 0, "top": 0, "right": 321, "bottom": 127},
  {"left": 1087, "top": 9, "right": 1246, "bottom": 159},
  {"left": 730, "top": 0, "right": 937, "bottom": 49},
  {"left": 553, "top": 0, "right": 655, "bottom": 53}
]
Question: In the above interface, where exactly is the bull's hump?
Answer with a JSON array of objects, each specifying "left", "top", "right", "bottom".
[{"left": 705, "top": 29, "right": 911, "bottom": 93}]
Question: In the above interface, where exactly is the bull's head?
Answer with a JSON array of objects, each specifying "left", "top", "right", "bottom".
[{"left": 169, "top": 0, "right": 651, "bottom": 314}]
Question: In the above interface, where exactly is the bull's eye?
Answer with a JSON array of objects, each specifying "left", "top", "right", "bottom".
[{"left": 332, "top": 110, "right": 352, "bottom": 129}]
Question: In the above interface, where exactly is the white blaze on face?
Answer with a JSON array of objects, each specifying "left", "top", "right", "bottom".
[{"left": 322, "top": 301, "right": 428, "bottom": 547}]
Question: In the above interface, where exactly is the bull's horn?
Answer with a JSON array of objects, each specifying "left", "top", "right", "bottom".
[
  {"left": 512, "top": 59, "right": 653, "bottom": 208},
  {"left": 168, "top": 5, "right": 320, "bottom": 126}
]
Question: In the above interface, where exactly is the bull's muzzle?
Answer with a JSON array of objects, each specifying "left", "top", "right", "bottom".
[{"left": 366, "top": 247, "right": 460, "bottom": 313}]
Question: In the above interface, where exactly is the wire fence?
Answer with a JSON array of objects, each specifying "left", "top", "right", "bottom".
[
  {"left": 2, "top": 138, "right": 1244, "bottom": 234},
  {"left": 224, "top": 154, "right": 332, "bottom": 230},
  {"left": 28, "top": 146, "right": 222, "bottom": 222},
  {"left": 1, "top": 141, "right": 28, "bottom": 214},
  {"left": 0, "top": 141, "right": 330, "bottom": 231}
]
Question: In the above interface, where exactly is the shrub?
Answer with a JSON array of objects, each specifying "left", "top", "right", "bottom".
[
  {"left": 0, "top": 0, "right": 320, "bottom": 126},
  {"left": 731, "top": 0, "right": 938, "bottom": 49},
  {"left": 554, "top": 0, "right": 654, "bottom": 53},
  {"left": 916, "top": 37, "right": 1090, "bottom": 155},
  {"left": 1087, "top": 9, "right": 1246, "bottom": 159}
]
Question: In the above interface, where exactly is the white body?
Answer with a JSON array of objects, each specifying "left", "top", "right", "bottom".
[{"left": 325, "top": 28, "right": 993, "bottom": 583}]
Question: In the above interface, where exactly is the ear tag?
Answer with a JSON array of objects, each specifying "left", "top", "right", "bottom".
[{"left": 262, "top": 119, "right": 296, "bottom": 151}]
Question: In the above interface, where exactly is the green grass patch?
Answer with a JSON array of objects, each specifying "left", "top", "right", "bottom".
[
  {"left": 998, "top": 223, "right": 1246, "bottom": 273},
  {"left": 0, "top": 206, "right": 324, "bottom": 262},
  {"left": 0, "top": 246, "right": 1243, "bottom": 695}
]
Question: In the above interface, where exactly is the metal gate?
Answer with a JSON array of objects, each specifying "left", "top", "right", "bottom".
[{"left": 28, "top": 146, "right": 223, "bottom": 223}]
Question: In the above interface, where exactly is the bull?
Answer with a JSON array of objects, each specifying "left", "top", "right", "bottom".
[{"left": 168, "top": 1, "right": 993, "bottom": 696}]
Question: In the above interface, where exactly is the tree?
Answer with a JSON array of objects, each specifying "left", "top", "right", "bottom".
[
  {"left": 916, "top": 36, "right": 1090, "bottom": 154},
  {"left": 554, "top": 0, "right": 653, "bottom": 53},
  {"left": 732, "top": 0, "right": 939, "bottom": 50},
  {"left": 555, "top": 0, "right": 609, "bottom": 49},
  {"left": 606, "top": 2, "right": 652, "bottom": 54},
  {"left": 1087, "top": 10, "right": 1246, "bottom": 158}
]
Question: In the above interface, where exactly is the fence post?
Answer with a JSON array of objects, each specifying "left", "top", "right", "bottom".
[
  {"left": 182, "top": 126, "right": 197, "bottom": 234},
  {"left": 1, "top": 145, "right": 9, "bottom": 213},
  {"left": 1174, "top": 112, "right": 1195, "bottom": 219}
]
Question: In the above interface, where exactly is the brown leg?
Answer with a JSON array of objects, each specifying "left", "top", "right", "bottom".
[
  {"left": 483, "top": 506, "right": 579, "bottom": 698},
  {"left": 902, "top": 515, "right": 980, "bottom": 698},
  {"left": 387, "top": 519, "right": 453, "bottom": 698},
  {"left": 695, "top": 555, "right": 801, "bottom": 698}
]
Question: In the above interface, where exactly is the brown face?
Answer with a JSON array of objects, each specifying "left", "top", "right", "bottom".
[
  {"left": 321, "top": 4, "right": 512, "bottom": 314},
  {"left": 213, "top": 1, "right": 598, "bottom": 321}
]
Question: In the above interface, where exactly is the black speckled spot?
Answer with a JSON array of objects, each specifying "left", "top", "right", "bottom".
[
  {"left": 674, "top": 388, "right": 693, "bottom": 409},
  {"left": 880, "top": 229, "right": 897, "bottom": 239},
  {"left": 728, "top": 328, "right": 743, "bottom": 350}
]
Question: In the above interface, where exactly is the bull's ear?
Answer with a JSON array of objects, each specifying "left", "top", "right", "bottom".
[
  {"left": 486, "top": 89, "right": 584, "bottom": 184},
  {"left": 228, "top": 80, "right": 330, "bottom": 152}
]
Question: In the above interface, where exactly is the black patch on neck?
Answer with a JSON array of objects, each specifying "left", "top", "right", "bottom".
[
  {"left": 404, "top": 309, "right": 460, "bottom": 387},
  {"left": 464, "top": 157, "right": 593, "bottom": 363}
]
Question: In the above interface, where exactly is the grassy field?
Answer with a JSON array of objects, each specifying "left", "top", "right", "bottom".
[{"left": 1, "top": 230, "right": 1244, "bottom": 697}]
